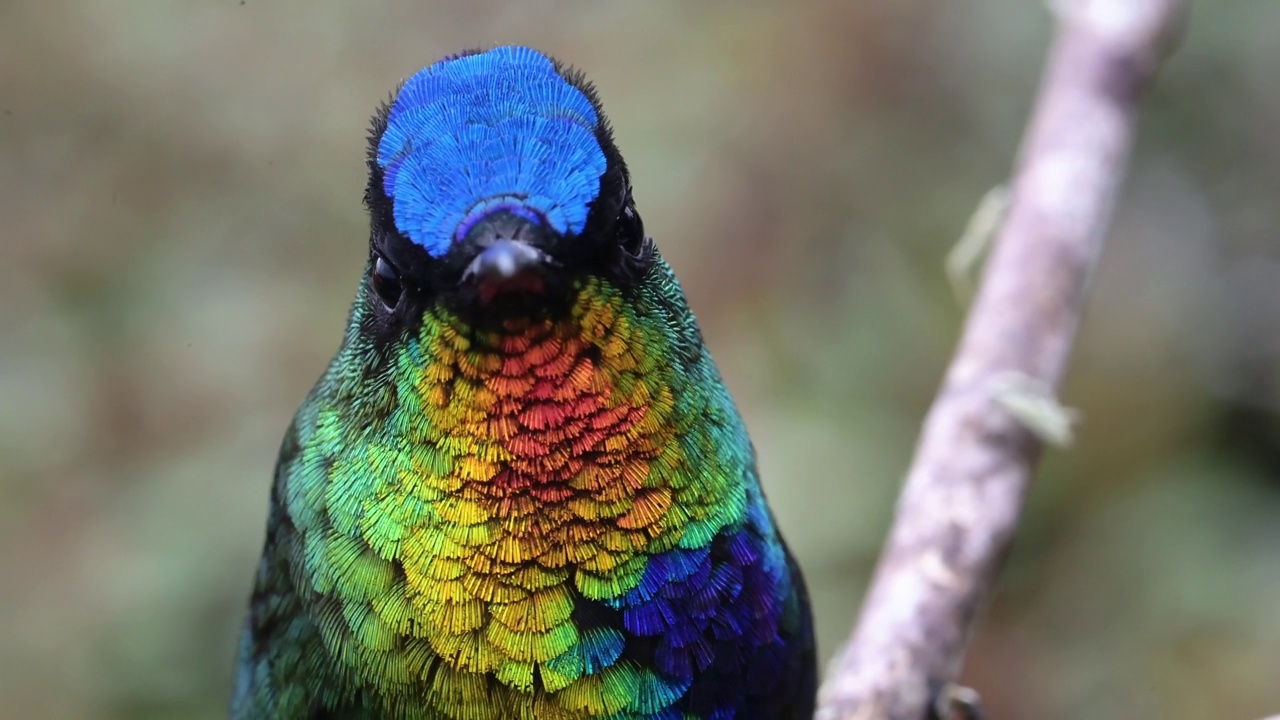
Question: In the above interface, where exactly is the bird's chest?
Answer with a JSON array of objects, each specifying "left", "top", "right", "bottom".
[
  {"left": 397, "top": 311, "right": 691, "bottom": 586},
  {"left": 285, "top": 297, "right": 783, "bottom": 717},
  {"left": 308, "top": 309, "right": 720, "bottom": 667}
]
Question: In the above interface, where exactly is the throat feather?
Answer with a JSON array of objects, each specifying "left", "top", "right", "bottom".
[
  {"left": 407, "top": 287, "right": 681, "bottom": 562},
  {"left": 292, "top": 280, "right": 756, "bottom": 707}
]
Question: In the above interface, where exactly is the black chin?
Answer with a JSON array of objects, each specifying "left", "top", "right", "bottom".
[{"left": 443, "top": 280, "right": 577, "bottom": 328}]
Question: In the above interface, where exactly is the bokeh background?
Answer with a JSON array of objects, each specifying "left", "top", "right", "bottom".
[{"left": 2, "top": 1, "right": 1278, "bottom": 718}]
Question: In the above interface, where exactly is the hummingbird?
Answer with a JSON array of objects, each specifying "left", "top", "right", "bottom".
[{"left": 231, "top": 45, "right": 815, "bottom": 720}]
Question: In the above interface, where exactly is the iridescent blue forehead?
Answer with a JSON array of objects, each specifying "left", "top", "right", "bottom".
[{"left": 376, "top": 46, "right": 608, "bottom": 258}]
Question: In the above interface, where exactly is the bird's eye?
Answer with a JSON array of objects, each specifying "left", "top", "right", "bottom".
[
  {"left": 618, "top": 205, "right": 646, "bottom": 256},
  {"left": 371, "top": 255, "right": 403, "bottom": 310}
]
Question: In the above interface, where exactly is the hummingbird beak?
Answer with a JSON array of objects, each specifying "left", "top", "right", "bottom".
[
  {"left": 462, "top": 239, "right": 547, "bottom": 283},
  {"left": 460, "top": 238, "right": 552, "bottom": 300}
]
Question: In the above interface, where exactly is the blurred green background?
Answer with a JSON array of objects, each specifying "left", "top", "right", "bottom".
[{"left": 2, "top": 1, "right": 1278, "bottom": 718}]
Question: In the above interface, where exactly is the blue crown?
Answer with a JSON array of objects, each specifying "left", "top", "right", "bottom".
[{"left": 377, "top": 46, "right": 608, "bottom": 257}]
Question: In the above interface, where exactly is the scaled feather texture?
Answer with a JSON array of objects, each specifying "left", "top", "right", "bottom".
[{"left": 231, "top": 46, "right": 816, "bottom": 720}]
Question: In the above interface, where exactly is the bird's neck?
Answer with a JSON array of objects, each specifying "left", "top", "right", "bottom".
[
  {"left": 308, "top": 274, "right": 750, "bottom": 603},
  {"left": 276, "top": 273, "right": 758, "bottom": 707},
  {"left": 402, "top": 280, "right": 699, "bottom": 557}
]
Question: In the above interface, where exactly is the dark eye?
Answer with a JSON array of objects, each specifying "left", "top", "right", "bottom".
[
  {"left": 371, "top": 255, "right": 403, "bottom": 310},
  {"left": 618, "top": 204, "right": 646, "bottom": 256}
]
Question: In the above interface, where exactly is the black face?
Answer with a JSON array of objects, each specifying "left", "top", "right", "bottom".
[{"left": 358, "top": 52, "right": 655, "bottom": 332}]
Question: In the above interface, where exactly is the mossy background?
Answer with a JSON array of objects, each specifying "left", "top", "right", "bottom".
[{"left": 2, "top": 2, "right": 1277, "bottom": 718}]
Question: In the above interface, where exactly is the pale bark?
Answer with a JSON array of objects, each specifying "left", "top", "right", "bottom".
[{"left": 815, "top": 1, "right": 1188, "bottom": 718}]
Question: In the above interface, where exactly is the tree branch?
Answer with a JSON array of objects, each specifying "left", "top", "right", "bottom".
[{"left": 815, "top": 1, "right": 1187, "bottom": 718}]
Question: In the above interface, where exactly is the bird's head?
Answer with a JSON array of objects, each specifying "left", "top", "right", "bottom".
[{"left": 362, "top": 46, "right": 652, "bottom": 328}]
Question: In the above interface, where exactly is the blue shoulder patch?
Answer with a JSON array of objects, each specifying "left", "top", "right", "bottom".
[{"left": 377, "top": 46, "right": 608, "bottom": 257}]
